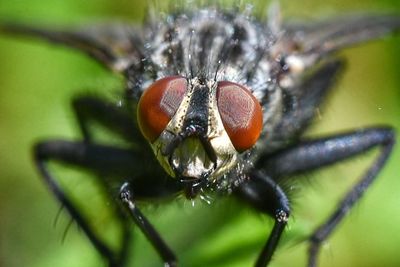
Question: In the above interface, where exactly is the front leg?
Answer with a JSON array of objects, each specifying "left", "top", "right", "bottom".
[
  {"left": 119, "top": 183, "right": 177, "bottom": 267},
  {"left": 34, "top": 140, "right": 182, "bottom": 266},
  {"left": 235, "top": 171, "right": 291, "bottom": 267},
  {"left": 34, "top": 140, "right": 140, "bottom": 267},
  {"left": 257, "top": 127, "right": 395, "bottom": 266}
]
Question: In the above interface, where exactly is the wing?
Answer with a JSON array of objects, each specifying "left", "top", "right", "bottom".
[
  {"left": 276, "top": 13, "right": 400, "bottom": 68},
  {"left": 286, "top": 14, "right": 400, "bottom": 54},
  {"left": 0, "top": 22, "right": 145, "bottom": 72},
  {"left": 263, "top": 11, "right": 400, "bottom": 150}
]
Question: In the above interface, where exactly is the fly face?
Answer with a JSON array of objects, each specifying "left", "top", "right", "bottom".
[{"left": 137, "top": 75, "right": 263, "bottom": 191}]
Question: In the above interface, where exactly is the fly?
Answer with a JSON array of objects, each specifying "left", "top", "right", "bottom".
[{"left": 0, "top": 2, "right": 399, "bottom": 267}]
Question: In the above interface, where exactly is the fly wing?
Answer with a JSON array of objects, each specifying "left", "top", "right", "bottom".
[
  {"left": 0, "top": 22, "right": 144, "bottom": 72},
  {"left": 279, "top": 14, "right": 400, "bottom": 64},
  {"left": 274, "top": 13, "right": 400, "bottom": 102},
  {"left": 264, "top": 12, "right": 400, "bottom": 149},
  {"left": 285, "top": 14, "right": 400, "bottom": 55}
]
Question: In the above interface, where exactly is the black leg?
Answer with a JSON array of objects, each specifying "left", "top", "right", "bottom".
[
  {"left": 257, "top": 127, "right": 395, "bottom": 267},
  {"left": 235, "top": 171, "right": 290, "bottom": 267},
  {"left": 33, "top": 141, "right": 137, "bottom": 267},
  {"left": 33, "top": 140, "right": 150, "bottom": 177},
  {"left": 33, "top": 140, "right": 181, "bottom": 266},
  {"left": 72, "top": 96, "right": 143, "bottom": 143},
  {"left": 119, "top": 183, "right": 177, "bottom": 267}
]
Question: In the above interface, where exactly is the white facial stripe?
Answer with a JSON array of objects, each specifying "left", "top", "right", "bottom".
[{"left": 149, "top": 77, "right": 239, "bottom": 181}]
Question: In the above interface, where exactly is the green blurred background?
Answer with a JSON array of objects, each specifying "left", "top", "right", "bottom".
[{"left": 0, "top": 1, "right": 399, "bottom": 267}]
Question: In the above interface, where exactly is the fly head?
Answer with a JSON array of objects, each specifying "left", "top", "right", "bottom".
[{"left": 137, "top": 75, "right": 263, "bottom": 197}]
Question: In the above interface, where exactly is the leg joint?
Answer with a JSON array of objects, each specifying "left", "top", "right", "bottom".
[{"left": 276, "top": 209, "right": 290, "bottom": 223}]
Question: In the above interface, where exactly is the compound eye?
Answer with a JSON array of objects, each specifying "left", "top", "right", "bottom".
[
  {"left": 138, "top": 76, "right": 187, "bottom": 142},
  {"left": 216, "top": 81, "right": 263, "bottom": 152}
]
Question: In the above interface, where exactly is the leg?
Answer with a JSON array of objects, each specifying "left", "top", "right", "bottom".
[
  {"left": 235, "top": 171, "right": 290, "bottom": 267},
  {"left": 119, "top": 183, "right": 177, "bottom": 267},
  {"left": 257, "top": 127, "right": 395, "bottom": 267},
  {"left": 34, "top": 141, "right": 143, "bottom": 266},
  {"left": 33, "top": 140, "right": 180, "bottom": 266},
  {"left": 72, "top": 95, "right": 143, "bottom": 143}
]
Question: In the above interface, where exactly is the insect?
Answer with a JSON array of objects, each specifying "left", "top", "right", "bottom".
[{"left": 0, "top": 2, "right": 399, "bottom": 267}]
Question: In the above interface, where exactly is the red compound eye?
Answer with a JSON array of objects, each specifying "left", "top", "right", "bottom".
[
  {"left": 216, "top": 81, "right": 263, "bottom": 152},
  {"left": 138, "top": 76, "right": 187, "bottom": 142}
]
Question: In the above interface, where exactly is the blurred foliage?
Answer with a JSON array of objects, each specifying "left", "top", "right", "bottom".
[{"left": 0, "top": 1, "right": 399, "bottom": 267}]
